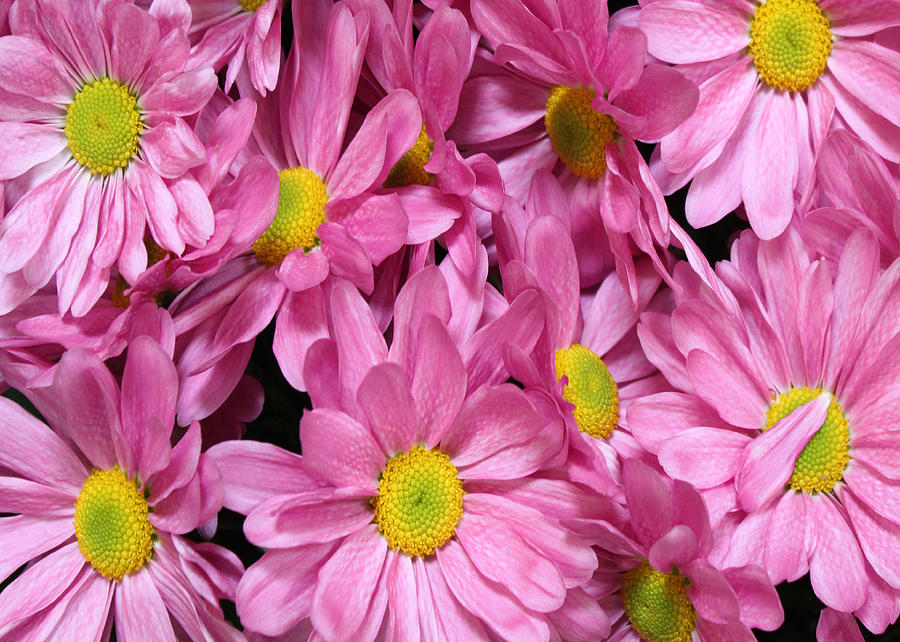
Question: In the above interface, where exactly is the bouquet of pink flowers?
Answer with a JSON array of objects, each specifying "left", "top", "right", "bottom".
[{"left": 1, "top": 0, "right": 898, "bottom": 639}]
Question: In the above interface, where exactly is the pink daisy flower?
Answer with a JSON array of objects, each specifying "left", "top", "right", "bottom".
[
  {"left": 0, "top": 0, "right": 217, "bottom": 316},
  {"left": 189, "top": 0, "right": 283, "bottom": 95},
  {"left": 452, "top": 0, "right": 698, "bottom": 295},
  {"left": 585, "top": 459, "right": 783, "bottom": 641},
  {"left": 630, "top": 227, "right": 900, "bottom": 634},
  {"left": 209, "top": 270, "right": 617, "bottom": 639},
  {"left": 0, "top": 339, "right": 242, "bottom": 640},
  {"left": 641, "top": 0, "right": 900, "bottom": 239}
]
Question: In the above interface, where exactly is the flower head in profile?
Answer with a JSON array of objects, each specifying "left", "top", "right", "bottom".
[
  {"left": 641, "top": 0, "right": 900, "bottom": 239},
  {"left": 0, "top": 338, "right": 241, "bottom": 640},
  {"left": 631, "top": 228, "right": 900, "bottom": 635},
  {"left": 0, "top": 0, "right": 217, "bottom": 316}
]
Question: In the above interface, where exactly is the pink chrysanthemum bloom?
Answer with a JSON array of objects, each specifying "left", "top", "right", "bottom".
[
  {"left": 796, "top": 129, "right": 900, "bottom": 265},
  {"left": 0, "top": 0, "right": 217, "bottom": 316},
  {"left": 583, "top": 459, "right": 783, "bottom": 641},
  {"left": 641, "top": 0, "right": 900, "bottom": 239},
  {"left": 209, "top": 271, "right": 618, "bottom": 639},
  {"left": 0, "top": 339, "right": 242, "bottom": 640},
  {"left": 451, "top": 0, "right": 698, "bottom": 295},
  {"left": 630, "top": 227, "right": 900, "bottom": 634},
  {"left": 494, "top": 170, "right": 672, "bottom": 494},
  {"left": 189, "top": 0, "right": 283, "bottom": 95}
]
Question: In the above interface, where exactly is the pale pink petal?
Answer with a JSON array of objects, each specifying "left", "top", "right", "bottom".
[
  {"left": 300, "top": 409, "right": 383, "bottom": 491},
  {"left": 389, "top": 266, "right": 451, "bottom": 370},
  {"left": 129, "top": 161, "right": 183, "bottom": 254},
  {"left": 0, "top": 515, "right": 75, "bottom": 584},
  {"left": 276, "top": 247, "right": 329, "bottom": 292},
  {"left": 0, "top": 477, "right": 76, "bottom": 517},
  {"left": 419, "top": 556, "right": 490, "bottom": 639},
  {"left": 735, "top": 393, "right": 830, "bottom": 512},
  {"left": 622, "top": 458, "right": 674, "bottom": 548},
  {"left": 764, "top": 489, "right": 810, "bottom": 583},
  {"left": 330, "top": 279, "right": 388, "bottom": 406},
  {"left": 114, "top": 569, "right": 176, "bottom": 641},
  {"left": 659, "top": 427, "right": 750, "bottom": 489},
  {"left": 357, "top": 362, "right": 418, "bottom": 456},
  {"left": 819, "top": 73, "right": 900, "bottom": 163},
  {"left": 244, "top": 491, "right": 373, "bottom": 548},
  {"left": 841, "top": 488, "right": 900, "bottom": 591},
  {"left": 843, "top": 460, "right": 900, "bottom": 524},
  {"left": 317, "top": 222, "right": 374, "bottom": 294},
  {"left": 816, "top": 608, "right": 864, "bottom": 642},
  {"left": 829, "top": 41, "right": 900, "bottom": 127},
  {"left": 685, "top": 558, "right": 741, "bottom": 624},
  {"left": 685, "top": 349, "right": 768, "bottom": 429},
  {"left": 638, "top": 1, "right": 749, "bottom": 63},
  {"left": 547, "top": 587, "right": 611, "bottom": 641},
  {"left": 273, "top": 286, "right": 329, "bottom": 391},
  {"left": 0, "top": 122, "right": 67, "bottom": 180},
  {"left": 723, "top": 565, "right": 784, "bottom": 631},
  {"left": 206, "top": 440, "right": 320, "bottom": 515},
  {"left": 0, "top": 36, "right": 72, "bottom": 103},
  {"left": 386, "top": 553, "right": 419, "bottom": 642},
  {"left": 311, "top": 525, "right": 387, "bottom": 641},
  {"left": 449, "top": 74, "right": 548, "bottom": 144},
  {"left": 822, "top": 0, "right": 900, "bottom": 36},
  {"left": 140, "top": 67, "right": 217, "bottom": 117},
  {"left": 808, "top": 496, "right": 867, "bottom": 612},
  {"left": 237, "top": 544, "right": 336, "bottom": 637},
  {"left": 142, "top": 119, "right": 207, "bottom": 179},
  {"left": 648, "top": 525, "right": 698, "bottom": 572},
  {"left": 108, "top": 4, "right": 160, "bottom": 85}
]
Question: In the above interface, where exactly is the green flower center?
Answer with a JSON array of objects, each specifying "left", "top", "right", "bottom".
[
  {"left": 765, "top": 386, "right": 850, "bottom": 493},
  {"left": 73, "top": 465, "right": 154, "bottom": 580},
  {"left": 372, "top": 445, "right": 464, "bottom": 558},
  {"left": 622, "top": 560, "right": 696, "bottom": 642},
  {"left": 65, "top": 78, "right": 143, "bottom": 176},
  {"left": 544, "top": 85, "right": 616, "bottom": 179},
  {"left": 748, "top": 0, "right": 832, "bottom": 92},
  {"left": 384, "top": 125, "right": 434, "bottom": 188},
  {"left": 555, "top": 344, "right": 620, "bottom": 439},
  {"left": 252, "top": 167, "right": 328, "bottom": 265}
]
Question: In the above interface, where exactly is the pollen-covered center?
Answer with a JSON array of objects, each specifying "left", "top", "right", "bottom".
[
  {"left": 622, "top": 560, "right": 696, "bottom": 642},
  {"left": 765, "top": 386, "right": 850, "bottom": 493},
  {"left": 555, "top": 344, "right": 620, "bottom": 439},
  {"left": 239, "top": 0, "right": 268, "bottom": 10},
  {"left": 252, "top": 167, "right": 328, "bottom": 265},
  {"left": 748, "top": 0, "right": 832, "bottom": 92},
  {"left": 544, "top": 85, "right": 616, "bottom": 179},
  {"left": 372, "top": 445, "right": 464, "bottom": 557},
  {"left": 384, "top": 125, "right": 434, "bottom": 188},
  {"left": 73, "top": 465, "right": 154, "bottom": 580},
  {"left": 65, "top": 78, "right": 142, "bottom": 176}
]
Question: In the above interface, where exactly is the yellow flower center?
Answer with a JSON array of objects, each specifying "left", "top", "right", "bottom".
[
  {"left": 252, "top": 167, "right": 328, "bottom": 265},
  {"left": 239, "top": 0, "right": 268, "bottom": 10},
  {"left": 73, "top": 465, "right": 154, "bottom": 581},
  {"left": 555, "top": 344, "right": 620, "bottom": 439},
  {"left": 383, "top": 125, "right": 434, "bottom": 188},
  {"left": 544, "top": 85, "right": 616, "bottom": 179},
  {"left": 765, "top": 386, "right": 850, "bottom": 493},
  {"left": 748, "top": 0, "right": 832, "bottom": 92},
  {"left": 622, "top": 560, "right": 696, "bottom": 642},
  {"left": 372, "top": 445, "right": 464, "bottom": 558},
  {"left": 65, "top": 78, "right": 143, "bottom": 176}
]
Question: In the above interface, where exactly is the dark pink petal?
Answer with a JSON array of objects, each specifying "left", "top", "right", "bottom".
[
  {"left": 304, "top": 338, "right": 342, "bottom": 411},
  {"left": 547, "top": 586, "right": 611, "bottom": 641},
  {"left": 660, "top": 58, "right": 757, "bottom": 174},
  {"left": 449, "top": 75, "right": 548, "bottom": 144},
  {"left": 300, "top": 409, "right": 383, "bottom": 491},
  {"left": 808, "top": 495, "right": 867, "bottom": 612},
  {"left": 829, "top": 41, "right": 900, "bottom": 127},
  {"left": 244, "top": 491, "right": 373, "bottom": 548},
  {"left": 671, "top": 480, "right": 713, "bottom": 554},
  {"left": 122, "top": 336, "right": 177, "bottom": 480},
  {"left": 0, "top": 542, "right": 85, "bottom": 632},
  {"left": 436, "top": 538, "right": 551, "bottom": 640},
  {"left": 649, "top": 525, "right": 697, "bottom": 572},
  {"left": 639, "top": 1, "right": 749, "bottom": 63},
  {"left": 415, "top": 6, "right": 470, "bottom": 129},
  {"left": 723, "top": 566, "right": 784, "bottom": 631},
  {"left": 659, "top": 427, "right": 750, "bottom": 489},
  {"left": 171, "top": 175, "right": 214, "bottom": 247},
  {"left": 334, "top": 193, "right": 407, "bottom": 265},
  {"left": 764, "top": 489, "right": 810, "bottom": 583},
  {"left": 206, "top": 440, "right": 320, "bottom": 516},
  {"left": 212, "top": 269, "right": 285, "bottom": 353},
  {"left": 816, "top": 608, "right": 864, "bottom": 642},
  {"left": 142, "top": 119, "right": 207, "bottom": 179},
  {"left": 0, "top": 397, "right": 87, "bottom": 491},
  {"left": 140, "top": 67, "right": 217, "bottom": 117},
  {"left": 524, "top": 215, "right": 579, "bottom": 345},
  {"left": 147, "top": 421, "right": 200, "bottom": 505},
  {"left": 622, "top": 458, "right": 674, "bottom": 548},
  {"left": 396, "top": 186, "right": 462, "bottom": 244},
  {"left": 108, "top": 4, "right": 160, "bottom": 85},
  {"left": 598, "top": 25, "right": 645, "bottom": 97},
  {"left": 613, "top": 64, "right": 700, "bottom": 141},
  {"left": 390, "top": 266, "right": 451, "bottom": 370},
  {"left": 0, "top": 36, "right": 72, "bottom": 103},
  {"left": 317, "top": 222, "right": 375, "bottom": 294},
  {"left": 149, "top": 470, "right": 202, "bottom": 534},
  {"left": 236, "top": 544, "right": 336, "bottom": 637},
  {"left": 695, "top": 618, "right": 756, "bottom": 642},
  {"left": 114, "top": 569, "right": 175, "bottom": 641},
  {"left": 330, "top": 279, "right": 388, "bottom": 405},
  {"left": 0, "top": 122, "right": 66, "bottom": 180},
  {"left": 735, "top": 393, "right": 829, "bottom": 512},
  {"left": 841, "top": 488, "right": 900, "bottom": 591},
  {"left": 357, "top": 362, "right": 418, "bottom": 456},
  {"left": 311, "top": 525, "right": 387, "bottom": 641},
  {"left": 277, "top": 247, "right": 329, "bottom": 292},
  {"left": 456, "top": 512, "right": 565, "bottom": 612},
  {"left": 685, "top": 349, "right": 768, "bottom": 429},
  {"left": 685, "top": 558, "right": 741, "bottom": 624}
]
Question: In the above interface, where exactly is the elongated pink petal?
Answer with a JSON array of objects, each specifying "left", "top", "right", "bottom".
[
  {"left": 385, "top": 553, "right": 419, "bottom": 642},
  {"left": 142, "top": 119, "right": 207, "bottom": 179},
  {"left": 334, "top": 193, "right": 407, "bottom": 265},
  {"left": 649, "top": 525, "right": 697, "bottom": 572},
  {"left": 330, "top": 279, "right": 388, "bottom": 406},
  {"left": 829, "top": 41, "right": 900, "bottom": 127},
  {"left": 685, "top": 349, "right": 768, "bottom": 429},
  {"left": 623, "top": 458, "right": 674, "bottom": 548},
  {"left": 317, "top": 221, "right": 374, "bottom": 294},
  {"left": 245, "top": 491, "right": 373, "bottom": 548},
  {"left": 659, "top": 427, "right": 750, "bottom": 489},
  {"left": 277, "top": 247, "right": 329, "bottom": 292},
  {"left": 841, "top": 488, "right": 900, "bottom": 590},
  {"left": 723, "top": 565, "right": 784, "bottom": 631},
  {"left": 808, "top": 496, "right": 867, "bottom": 612},
  {"left": 273, "top": 286, "right": 329, "bottom": 391},
  {"left": 108, "top": 4, "right": 160, "bottom": 85},
  {"left": 0, "top": 477, "right": 75, "bottom": 517},
  {"left": 613, "top": 64, "right": 700, "bottom": 141},
  {"left": 140, "top": 67, "right": 217, "bottom": 117},
  {"left": 449, "top": 74, "right": 548, "bottom": 144},
  {"left": 357, "top": 362, "right": 418, "bottom": 456},
  {"left": 639, "top": 1, "right": 749, "bottom": 63},
  {"left": 0, "top": 515, "right": 75, "bottom": 584},
  {"left": 764, "top": 489, "right": 810, "bottom": 583},
  {"left": 0, "top": 122, "right": 66, "bottom": 181},
  {"left": 300, "top": 408, "right": 383, "bottom": 491},
  {"left": 115, "top": 569, "right": 175, "bottom": 641},
  {"left": 822, "top": 0, "right": 900, "bottom": 36},
  {"left": 0, "top": 36, "right": 72, "bottom": 103},
  {"left": 816, "top": 608, "right": 865, "bottom": 642},
  {"left": 686, "top": 558, "right": 741, "bottom": 624}
]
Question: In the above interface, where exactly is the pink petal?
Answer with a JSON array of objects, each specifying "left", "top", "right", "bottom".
[
  {"left": 142, "top": 119, "right": 207, "bottom": 179},
  {"left": 330, "top": 279, "right": 388, "bottom": 406},
  {"left": 114, "top": 569, "right": 175, "bottom": 641},
  {"left": 317, "top": 221, "right": 375, "bottom": 294},
  {"left": 764, "top": 489, "right": 810, "bottom": 583},
  {"left": 841, "top": 488, "right": 900, "bottom": 591},
  {"left": 822, "top": 0, "right": 900, "bottom": 36},
  {"left": 237, "top": 544, "right": 336, "bottom": 637},
  {"left": 273, "top": 287, "right": 329, "bottom": 391},
  {"left": 820, "top": 72, "right": 900, "bottom": 163},
  {"left": 333, "top": 192, "right": 407, "bottom": 265},
  {"left": 612, "top": 64, "right": 701, "bottom": 141},
  {"left": 0, "top": 515, "right": 75, "bottom": 584},
  {"left": 0, "top": 36, "right": 72, "bottom": 103},
  {"left": 108, "top": 3, "right": 160, "bottom": 85},
  {"left": 648, "top": 525, "right": 698, "bottom": 572},
  {"left": 659, "top": 427, "right": 750, "bottom": 489},
  {"left": 808, "top": 496, "right": 867, "bottom": 612},
  {"left": 357, "top": 362, "right": 418, "bottom": 456},
  {"left": 276, "top": 247, "right": 330, "bottom": 292},
  {"left": 0, "top": 122, "right": 66, "bottom": 181},
  {"left": 211, "top": 269, "right": 285, "bottom": 353},
  {"left": 0, "top": 476, "right": 76, "bottom": 517},
  {"left": 449, "top": 74, "right": 548, "bottom": 144},
  {"left": 622, "top": 458, "right": 674, "bottom": 549},
  {"left": 206, "top": 440, "right": 319, "bottom": 515},
  {"left": 415, "top": 6, "right": 470, "bottom": 129},
  {"left": 389, "top": 266, "right": 451, "bottom": 370},
  {"left": 244, "top": 491, "right": 373, "bottom": 548},
  {"left": 455, "top": 512, "right": 565, "bottom": 612},
  {"left": 816, "top": 608, "right": 865, "bottom": 642},
  {"left": 129, "top": 161, "right": 183, "bottom": 254},
  {"left": 396, "top": 186, "right": 463, "bottom": 244},
  {"left": 829, "top": 41, "right": 900, "bottom": 127},
  {"left": 639, "top": 1, "right": 749, "bottom": 64},
  {"left": 140, "top": 67, "right": 217, "bottom": 117},
  {"left": 385, "top": 553, "right": 419, "bottom": 642},
  {"left": 146, "top": 421, "right": 200, "bottom": 505},
  {"left": 735, "top": 392, "right": 830, "bottom": 512},
  {"left": 843, "top": 461, "right": 900, "bottom": 524},
  {"left": 419, "top": 555, "right": 490, "bottom": 639},
  {"left": 723, "top": 565, "right": 784, "bottom": 631},
  {"left": 311, "top": 525, "right": 387, "bottom": 641},
  {"left": 685, "top": 348, "right": 768, "bottom": 429},
  {"left": 685, "top": 558, "right": 741, "bottom": 624},
  {"left": 300, "top": 408, "right": 383, "bottom": 491}
]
